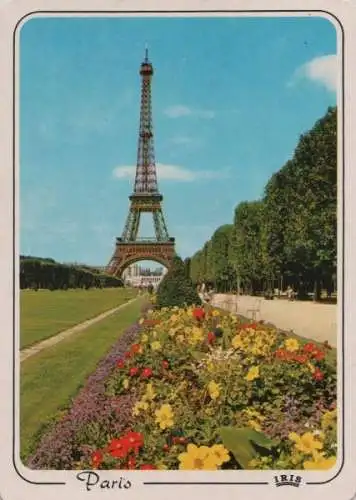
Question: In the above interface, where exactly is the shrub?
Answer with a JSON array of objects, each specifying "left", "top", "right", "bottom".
[{"left": 156, "top": 256, "right": 201, "bottom": 308}]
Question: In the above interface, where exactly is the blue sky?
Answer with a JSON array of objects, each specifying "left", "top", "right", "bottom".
[{"left": 19, "top": 15, "right": 337, "bottom": 267}]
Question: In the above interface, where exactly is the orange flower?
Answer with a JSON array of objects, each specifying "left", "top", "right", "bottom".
[
  {"left": 91, "top": 450, "right": 103, "bottom": 468},
  {"left": 294, "top": 354, "right": 308, "bottom": 364},
  {"left": 131, "top": 343, "right": 141, "bottom": 354},
  {"left": 313, "top": 368, "right": 324, "bottom": 381},
  {"left": 312, "top": 350, "right": 325, "bottom": 361}
]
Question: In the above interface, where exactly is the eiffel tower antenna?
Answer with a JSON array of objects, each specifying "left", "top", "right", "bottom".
[{"left": 107, "top": 52, "right": 175, "bottom": 276}]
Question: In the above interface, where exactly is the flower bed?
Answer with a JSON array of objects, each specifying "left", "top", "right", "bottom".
[{"left": 28, "top": 304, "right": 337, "bottom": 471}]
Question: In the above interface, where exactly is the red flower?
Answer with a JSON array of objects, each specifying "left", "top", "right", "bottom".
[
  {"left": 294, "top": 354, "right": 308, "bottom": 364},
  {"left": 192, "top": 307, "right": 205, "bottom": 320},
  {"left": 127, "top": 456, "right": 136, "bottom": 470},
  {"left": 124, "top": 351, "right": 132, "bottom": 359},
  {"left": 108, "top": 438, "right": 129, "bottom": 459},
  {"left": 207, "top": 332, "right": 216, "bottom": 345},
  {"left": 162, "top": 444, "right": 170, "bottom": 451},
  {"left": 275, "top": 348, "right": 287, "bottom": 359},
  {"left": 303, "top": 342, "right": 317, "bottom": 354},
  {"left": 313, "top": 368, "right": 324, "bottom": 381},
  {"left": 312, "top": 350, "right": 325, "bottom": 361},
  {"left": 140, "top": 464, "right": 157, "bottom": 470},
  {"left": 161, "top": 360, "right": 169, "bottom": 370},
  {"left": 141, "top": 367, "right": 153, "bottom": 379},
  {"left": 129, "top": 367, "right": 139, "bottom": 377},
  {"left": 275, "top": 349, "right": 296, "bottom": 361},
  {"left": 116, "top": 359, "right": 125, "bottom": 369},
  {"left": 123, "top": 431, "right": 144, "bottom": 454},
  {"left": 91, "top": 450, "right": 103, "bottom": 468},
  {"left": 131, "top": 344, "right": 141, "bottom": 354}
]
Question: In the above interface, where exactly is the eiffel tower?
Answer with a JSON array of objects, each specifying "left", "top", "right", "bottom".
[{"left": 107, "top": 48, "right": 175, "bottom": 276}]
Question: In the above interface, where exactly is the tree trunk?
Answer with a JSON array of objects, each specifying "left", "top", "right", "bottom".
[{"left": 313, "top": 278, "right": 321, "bottom": 302}]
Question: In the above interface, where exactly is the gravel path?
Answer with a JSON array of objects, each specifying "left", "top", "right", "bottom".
[
  {"left": 211, "top": 293, "right": 337, "bottom": 347},
  {"left": 20, "top": 297, "right": 138, "bottom": 362}
]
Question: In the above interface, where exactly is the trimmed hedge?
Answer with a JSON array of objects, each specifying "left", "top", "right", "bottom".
[{"left": 20, "top": 257, "right": 123, "bottom": 290}]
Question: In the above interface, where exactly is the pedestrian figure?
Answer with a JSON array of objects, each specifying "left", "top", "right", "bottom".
[{"left": 287, "top": 286, "right": 295, "bottom": 301}]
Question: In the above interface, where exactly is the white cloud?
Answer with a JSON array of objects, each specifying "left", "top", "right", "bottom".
[
  {"left": 170, "top": 136, "right": 194, "bottom": 145},
  {"left": 164, "top": 105, "right": 192, "bottom": 118},
  {"left": 289, "top": 54, "right": 337, "bottom": 92},
  {"left": 113, "top": 163, "right": 228, "bottom": 182},
  {"left": 164, "top": 105, "right": 215, "bottom": 119}
]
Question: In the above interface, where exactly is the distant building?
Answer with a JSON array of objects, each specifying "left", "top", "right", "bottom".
[{"left": 122, "top": 263, "right": 167, "bottom": 288}]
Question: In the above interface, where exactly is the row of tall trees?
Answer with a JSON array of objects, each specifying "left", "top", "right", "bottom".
[
  {"left": 20, "top": 256, "right": 123, "bottom": 290},
  {"left": 189, "top": 106, "right": 337, "bottom": 300}
]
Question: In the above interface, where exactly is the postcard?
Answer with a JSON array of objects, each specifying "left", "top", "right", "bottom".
[{"left": 0, "top": 0, "right": 355, "bottom": 499}]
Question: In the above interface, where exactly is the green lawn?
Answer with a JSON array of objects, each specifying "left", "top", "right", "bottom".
[
  {"left": 20, "top": 295, "right": 146, "bottom": 462},
  {"left": 20, "top": 287, "right": 138, "bottom": 349}
]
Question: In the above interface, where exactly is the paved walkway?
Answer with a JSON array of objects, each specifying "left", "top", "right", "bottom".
[
  {"left": 211, "top": 293, "right": 337, "bottom": 347},
  {"left": 20, "top": 297, "right": 138, "bottom": 362}
]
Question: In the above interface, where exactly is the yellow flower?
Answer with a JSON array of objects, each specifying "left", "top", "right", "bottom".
[
  {"left": 209, "top": 444, "right": 230, "bottom": 466},
  {"left": 208, "top": 381, "right": 221, "bottom": 400},
  {"left": 212, "top": 309, "right": 220, "bottom": 317},
  {"left": 151, "top": 340, "right": 162, "bottom": 351},
  {"left": 170, "top": 314, "right": 179, "bottom": 323},
  {"left": 156, "top": 462, "right": 168, "bottom": 470},
  {"left": 243, "top": 408, "right": 265, "bottom": 421},
  {"left": 178, "top": 444, "right": 218, "bottom": 470},
  {"left": 232, "top": 335, "right": 243, "bottom": 349},
  {"left": 143, "top": 383, "right": 156, "bottom": 401},
  {"left": 177, "top": 335, "right": 185, "bottom": 343},
  {"left": 155, "top": 404, "right": 174, "bottom": 430},
  {"left": 289, "top": 432, "right": 323, "bottom": 455},
  {"left": 188, "top": 326, "right": 204, "bottom": 346},
  {"left": 123, "top": 378, "right": 129, "bottom": 390},
  {"left": 248, "top": 420, "right": 262, "bottom": 432},
  {"left": 132, "top": 400, "right": 149, "bottom": 416},
  {"left": 141, "top": 334, "right": 149, "bottom": 343},
  {"left": 285, "top": 338, "right": 300, "bottom": 352},
  {"left": 307, "top": 362, "right": 316, "bottom": 374},
  {"left": 139, "top": 318, "right": 145, "bottom": 325},
  {"left": 245, "top": 366, "right": 260, "bottom": 382},
  {"left": 303, "top": 452, "right": 336, "bottom": 470},
  {"left": 248, "top": 458, "right": 260, "bottom": 468},
  {"left": 321, "top": 410, "right": 337, "bottom": 431},
  {"left": 206, "top": 360, "right": 214, "bottom": 372}
]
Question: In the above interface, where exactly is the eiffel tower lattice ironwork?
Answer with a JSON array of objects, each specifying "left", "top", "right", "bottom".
[{"left": 107, "top": 49, "right": 175, "bottom": 276}]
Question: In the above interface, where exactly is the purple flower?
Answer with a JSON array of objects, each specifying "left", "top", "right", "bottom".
[{"left": 27, "top": 304, "right": 149, "bottom": 470}]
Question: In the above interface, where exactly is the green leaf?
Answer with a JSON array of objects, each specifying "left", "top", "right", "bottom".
[
  {"left": 190, "top": 351, "right": 206, "bottom": 361},
  {"left": 218, "top": 426, "right": 277, "bottom": 469}
]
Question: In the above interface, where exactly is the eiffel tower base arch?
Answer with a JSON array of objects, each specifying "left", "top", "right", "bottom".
[{"left": 107, "top": 238, "right": 175, "bottom": 277}]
